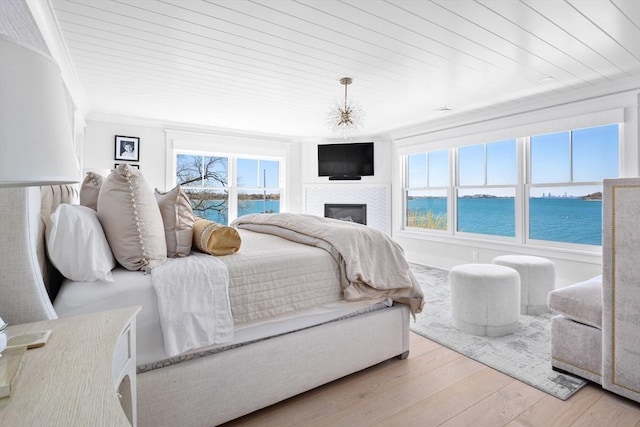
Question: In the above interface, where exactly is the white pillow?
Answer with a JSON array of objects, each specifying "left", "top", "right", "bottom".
[{"left": 46, "top": 204, "right": 116, "bottom": 282}]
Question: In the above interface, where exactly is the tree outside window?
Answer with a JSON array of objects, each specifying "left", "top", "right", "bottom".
[
  {"left": 177, "top": 154, "right": 228, "bottom": 224},
  {"left": 176, "top": 153, "right": 281, "bottom": 225}
]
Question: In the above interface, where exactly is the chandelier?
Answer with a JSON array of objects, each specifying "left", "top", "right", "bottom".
[{"left": 325, "top": 77, "right": 364, "bottom": 138}]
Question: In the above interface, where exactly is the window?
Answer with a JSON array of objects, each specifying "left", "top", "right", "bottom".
[
  {"left": 177, "top": 154, "right": 229, "bottom": 224},
  {"left": 457, "top": 139, "right": 517, "bottom": 237},
  {"left": 402, "top": 123, "right": 619, "bottom": 248},
  {"left": 405, "top": 150, "right": 449, "bottom": 230},
  {"left": 528, "top": 124, "right": 619, "bottom": 245},
  {"left": 177, "top": 153, "right": 281, "bottom": 225},
  {"left": 237, "top": 158, "right": 280, "bottom": 217}
]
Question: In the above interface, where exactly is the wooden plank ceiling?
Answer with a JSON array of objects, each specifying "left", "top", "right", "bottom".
[{"left": 49, "top": 0, "right": 640, "bottom": 138}]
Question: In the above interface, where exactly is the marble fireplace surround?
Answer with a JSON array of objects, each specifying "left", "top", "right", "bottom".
[{"left": 303, "top": 183, "right": 391, "bottom": 235}]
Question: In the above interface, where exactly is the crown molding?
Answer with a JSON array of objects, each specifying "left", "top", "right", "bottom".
[{"left": 87, "top": 111, "right": 299, "bottom": 144}]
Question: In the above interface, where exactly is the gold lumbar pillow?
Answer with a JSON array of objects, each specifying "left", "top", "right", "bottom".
[{"left": 193, "top": 217, "right": 241, "bottom": 256}]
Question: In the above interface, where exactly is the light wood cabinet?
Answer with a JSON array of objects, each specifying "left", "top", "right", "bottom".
[{"left": 0, "top": 306, "right": 140, "bottom": 426}]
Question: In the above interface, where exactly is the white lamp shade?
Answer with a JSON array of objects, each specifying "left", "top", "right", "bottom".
[{"left": 0, "top": 35, "right": 80, "bottom": 187}]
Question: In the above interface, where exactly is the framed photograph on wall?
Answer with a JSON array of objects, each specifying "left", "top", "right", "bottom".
[
  {"left": 114, "top": 163, "right": 139, "bottom": 169},
  {"left": 114, "top": 135, "right": 140, "bottom": 161}
]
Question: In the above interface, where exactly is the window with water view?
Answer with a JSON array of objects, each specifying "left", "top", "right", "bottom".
[
  {"left": 237, "top": 158, "right": 280, "bottom": 218},
  {"left": 404, "top": 123, "right": 619, "bottom": 247},
  {"left": 528, "top": 124, "right": 619, "bottom": 245},
  {"left": 406, "top": 150, "right": 449, "bottom": 230},
  {"left": 177, "top": 153, "right": 281, "bottom": 225},
  {"left": 457, "top": 139, "right": 517, "bottom": 237}
]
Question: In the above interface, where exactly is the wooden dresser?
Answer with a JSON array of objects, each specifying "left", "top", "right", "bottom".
[{"left": 0, "top": 307, "right": 140, "bottom": 426}]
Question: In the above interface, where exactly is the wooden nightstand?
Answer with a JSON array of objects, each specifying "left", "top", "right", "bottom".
[{"left": 0, "top": 306, "right": 140, "bottom": 426}]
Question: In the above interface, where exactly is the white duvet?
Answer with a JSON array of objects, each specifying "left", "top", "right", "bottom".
[
  {"left": 233, "top": 213, "right": 425, "bottom": 314},
  {"left": 54, "top": 229, "right": 345, "bottom": 363},
  {"left": 151, "top": 253, "right": 233, "bottom": 357}
]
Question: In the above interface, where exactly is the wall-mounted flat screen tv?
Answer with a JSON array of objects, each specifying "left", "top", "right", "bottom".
[{"left": 317, "top": 142, "right": 374, "bottom": 180}]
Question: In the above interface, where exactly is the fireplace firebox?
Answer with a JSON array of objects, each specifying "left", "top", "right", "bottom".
[{"left": 324, "top": 204, "right": 367, "bottom": 225}]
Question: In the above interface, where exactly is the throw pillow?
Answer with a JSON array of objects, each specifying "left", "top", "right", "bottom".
[
  {"left": 79, "top": 171, "right": 104, "bottom": 211},
  {"left": 97, "top": 163, "right": 167, "bottom": 271},
  {"left": 155, "top": 185, "right": 195, "bottom": 257},
  {"left": 46, "top": 203, "right": 116, "bottom": 281},
  {"left": 193, "top": 217, "right": 241, "bottom": 256}
]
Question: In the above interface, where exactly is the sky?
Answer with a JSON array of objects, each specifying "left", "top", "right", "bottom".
[
  {"left": 409, "top": 124, "right": 619, "bottom": 198},
  {"left": 237, "top": 158, "right": 279, "bottom": 189}
]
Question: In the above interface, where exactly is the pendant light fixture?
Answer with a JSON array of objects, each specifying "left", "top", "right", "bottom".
[{"left": 325, "top": 77, "right": 364, "bottom": 138}]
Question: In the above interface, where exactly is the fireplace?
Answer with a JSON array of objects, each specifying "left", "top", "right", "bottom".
[
  {"left": 305, "top": 185, "right": 389, "bottom": 234},
  {"left": 324, "top": 204, "right": 367, "bottom": 225}
]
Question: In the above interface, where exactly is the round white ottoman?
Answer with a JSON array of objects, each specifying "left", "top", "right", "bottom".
[
  {"left": 449, "top": 264, "right": 520, "bottom": 337},
  {"left": 492, "top": 255, "right": 555, "bottom": 315}
]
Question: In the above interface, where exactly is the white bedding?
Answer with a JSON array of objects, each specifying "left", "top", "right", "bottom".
[
  {"left": 55, "top": 267, "right": 388, "bottom": 366},
  {"left": 151, "top": 253, "right": 233, "bottom": 356},
  {"left": 219, "top": 228, "right": 343, "bottom": 323},
  {"left": 233, "top": 213, "right": 424, "bottom": 314},
  {"left": 54, "top": 229, "right": 387, "bottom": 366}
]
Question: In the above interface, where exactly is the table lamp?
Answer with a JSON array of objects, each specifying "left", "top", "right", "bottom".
[
  {"left": 0, "top": 34, "right": 81, "bottom": 326},
  {"left": 0, "top": 35, "right": 80, "bottom": 186}
]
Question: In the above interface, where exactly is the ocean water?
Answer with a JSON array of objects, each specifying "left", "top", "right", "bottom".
[
  {"left": 529, "top": 198, "right": 601, "bottom": 245},
  {"left": 196, "top": 199, "right": 280, "bottom": 225},
  {"left": 408, "top": 197, "right": 602, "bottom": 245}
]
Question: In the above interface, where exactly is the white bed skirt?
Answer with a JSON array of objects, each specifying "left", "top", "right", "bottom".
[{"left": 137, "top": 303, "right": 410, "bottom": 426}]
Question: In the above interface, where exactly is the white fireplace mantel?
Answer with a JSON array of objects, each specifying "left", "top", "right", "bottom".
[{"left": 303, "top": 183, "right": 391, "bottom": 235}]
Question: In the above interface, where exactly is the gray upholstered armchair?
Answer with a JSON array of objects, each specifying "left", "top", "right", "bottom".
[{"left": 548, "top": 178, "right": 640, "bottom": 403}]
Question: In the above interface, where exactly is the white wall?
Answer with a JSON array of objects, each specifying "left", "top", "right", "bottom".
[
  {"left": 83, "top": 119, "right": 166, "bottom": 190},
  {"left": 390, "top": 80, "right": 640, "bottom": 287}
]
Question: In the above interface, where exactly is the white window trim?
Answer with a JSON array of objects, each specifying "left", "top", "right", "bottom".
[
  {"left": 403, "top": 150, "right": 451, "bottom": 232},
  {"left": 400, "top": 122, "right": 620, "bottom": 254},
  {"left": 165, "top": 129, "right": 292, "bottom": 217},
  {"left": 392, "top": 85, "right": 638, "bottom": 267}
]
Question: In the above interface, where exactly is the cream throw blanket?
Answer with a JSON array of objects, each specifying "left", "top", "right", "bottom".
[
  {"left": 233, "top": 213, "right": 424, "bottom": 314},
  {"left": 151, "top": 253, "right": 234, "bottom": 356}
]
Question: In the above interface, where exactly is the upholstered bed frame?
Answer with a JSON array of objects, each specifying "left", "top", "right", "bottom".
[{"left": 0, "top": 186, "right": 410, "bottom": 426}]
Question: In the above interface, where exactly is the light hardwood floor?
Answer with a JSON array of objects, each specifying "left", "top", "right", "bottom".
[{"left": 223, "top": 332, "right": 640, "bottom": 427}]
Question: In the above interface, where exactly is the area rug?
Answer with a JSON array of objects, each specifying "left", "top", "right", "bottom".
[{"left": 409, "top": 263, "right": 587, "bottom": 400}]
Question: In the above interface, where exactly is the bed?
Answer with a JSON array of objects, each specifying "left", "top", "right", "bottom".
[{"left": 0, "top": 178, "right": 423, "bottom": 426}]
